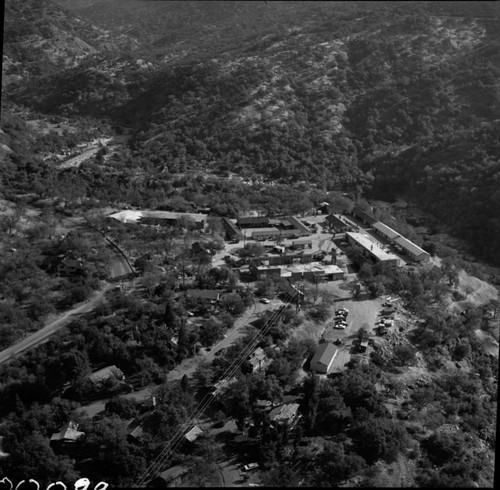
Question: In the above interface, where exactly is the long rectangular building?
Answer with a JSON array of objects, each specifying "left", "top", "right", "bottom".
[
  {"left": 393, "top": 236, "right": 430, "bottom": 262},
  {"left": 346, "top": 232, "right": 401, "bottom": 266}
]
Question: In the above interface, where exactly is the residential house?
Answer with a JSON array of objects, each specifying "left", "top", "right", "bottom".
[
  {"left": 248, "top": 347, "right": 271, "bottom": 373},
  {"left": 310, "top": 342, "right": 338, "bottom": 374},
  {"left": 88, "top": 365, "right": 125, "bottom": 387},
  {"left": 57, "top": 254, "right": 84, "bottom": 276},
  {"left": 269, "top": 403, "right": 301, "bottom": 428},
  {"left": 184, "top": 425, "right": 203, "bottom": 443},
  {"left": 148, "top": 465, "right": 189, "bottom": 487},
  {"left": 210, "top": 377, "right": 238, "bottom": 397},
  {"left": 185, "top": 289, "right": 223, "bottom": 306},
  {"left": 50, "top": 421, "right": 85, "bottom": 448}
]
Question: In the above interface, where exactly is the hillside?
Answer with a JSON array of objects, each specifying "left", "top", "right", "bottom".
[{"left": 2, "top": 1, "right": 500, "bottom": 264}]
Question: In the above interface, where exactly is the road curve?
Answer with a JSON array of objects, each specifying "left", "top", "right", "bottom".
[{"left": 0, "top": 282, "right": 112, "bottom": 365}]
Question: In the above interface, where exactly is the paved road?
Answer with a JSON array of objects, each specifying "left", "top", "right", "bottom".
[{"left": 0, "top": 282, "right": 113, "bottom": 365}]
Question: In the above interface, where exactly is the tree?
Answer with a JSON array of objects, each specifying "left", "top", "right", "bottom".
[{"left": 220, "top": 292, "right": 245, "bottom": 315}]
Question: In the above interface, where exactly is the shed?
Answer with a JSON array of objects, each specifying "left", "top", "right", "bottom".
[{"left": 184, "top": 425, "right": 203, "bottom": 443}]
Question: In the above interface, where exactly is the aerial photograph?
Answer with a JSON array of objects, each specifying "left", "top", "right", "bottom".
[{"left": 0, "top": 0, "right": 499, "bottom": 488}]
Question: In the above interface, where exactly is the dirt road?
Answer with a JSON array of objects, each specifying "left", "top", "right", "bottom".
[{"left": 0, "top": 282, "right": 112, "bottom": 365}]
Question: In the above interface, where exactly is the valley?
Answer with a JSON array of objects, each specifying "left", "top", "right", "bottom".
[{"left": 0, "top": 1, "right": 499, "bottom": 488}]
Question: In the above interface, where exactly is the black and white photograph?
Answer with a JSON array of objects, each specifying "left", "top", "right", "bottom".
[{"left": 0, "top": 1, "right": 498, "bottom": 488}]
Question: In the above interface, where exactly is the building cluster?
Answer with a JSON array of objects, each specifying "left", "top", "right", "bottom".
[
  {"left": 249, "top": 253, "right": 344, "bottom": 283},
  {"left": 223, "top": 215, "right": 311, "bottom": 242},
  {"left": 350, "top": 206, "right": 430, "bottom": 263}
]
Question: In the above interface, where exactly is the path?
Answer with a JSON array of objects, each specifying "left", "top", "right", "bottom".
[{"left": 0, "top": 282, "right": 112, "bottom": 365}]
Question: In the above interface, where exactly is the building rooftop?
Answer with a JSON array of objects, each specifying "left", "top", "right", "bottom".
[
  {"left": 311, "top": 342, "right": 338, "bottom": 367},
  {"left": 352, "top": 206, "right": 377, "bottom": 225},
  {"left": 393, "top": 235, "right": 429, "bottom": 257},
  {"left": 346, "top": 232, "right": 400, "bottom": 263},
  {"left": 88, "top": 365, "right": 124, "bottom": 385},
  {"left": 50, "top": 421, "right": 85, "bottom": 443},
  {"left": 156, "top": 465, "right": 189, "bottom": 484},
  {"left": 269, "top": 403, "right": 300, "bottom": 423},
  {"left": 325, "top": 214, "right": 347, "bottom": 228},
  {"left": 184, "top": 425, "right": 203, "bottom": 442},
  {"left": 185, "top": 289, "right": 223, "bottom": 300},
  {"left": 238, "top": 216, "right": 270, "bottom": 226},
  {"left": 372, "top": 221, "right": 400, "bottom": 240},
  {"left": 108, "top": 210, "right": 207, "bottom": 224}
]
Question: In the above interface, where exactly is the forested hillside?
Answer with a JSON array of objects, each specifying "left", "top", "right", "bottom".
[{"left": 2, "top": 0, "right": 500, "bottom": 264}]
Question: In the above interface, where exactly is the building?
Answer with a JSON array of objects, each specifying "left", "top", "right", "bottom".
[
  {"left": 371, "top": 222, "right": 400, "bottom": 242},
  {"left": 88, "top": 365, "right": 125, "bottom": 387},
  {"left": 148, "top": 465, "right": 189, "bottom": 487},
  {"left": 325, "top": 214, "right": 350, "bottom": 233},
  {"left": 358, "top": 339, "right": 369, "bottom": 352},
  {"left": 351, "top": 206, "right": 377, "bottom": 226},
  {"left": 248, "top": 347, "right": 270, "bottom": 373},
  {"left": 222, "top": 217, "right": 244, "bottom": 241},
  {"left": 108, "top": 210, "right": 207, "bottom": 230},
  {"left": 269, "top": 403, "right": 301, "bottom": 428},
  {"left": 345, "top": 232, "right": 401, "bottom": 266},
  {"left": 57, "top": 254, "right": 84, "bottom": 276},
  {"left": 211, "top": 377, "right": 238, "bottom": 397},
  {"left": 251, "top": 227, "right": 281, "bottom": 241},
  {"left": 185, "top": 289, "right": 223, "bottom": 305},
  {"left": 50, "top": 421, "right": 85, "bottom": 447},
  {"left": 393, "top": 235, "right": 430, "bottom": 262},
  {"left": 184, "top": 425, "right": 203, "bottom": 443},
  {"left": 310, "top": 342, "right": 338, "bottom": 374},
  {"left": 238, "top": 216, "right": 270, "bottom": 228},
  {"left": 285, "top": 216, "right": 311, "bottom": 236},
  {"left": 292, "top": 239, "right": 313, "bottom": 250}
]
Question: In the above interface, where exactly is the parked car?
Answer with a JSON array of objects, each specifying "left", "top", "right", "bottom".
[
  {"left": 260, "top": 298, "right": 270, "bottom": 304},
  {"left": 334, "top": 324, "right": 346, "bottom": 330},
  {"left": 243, "top": 463, "right": 260, "bottom": 471}
]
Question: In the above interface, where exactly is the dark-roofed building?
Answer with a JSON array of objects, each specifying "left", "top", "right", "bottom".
[
  {"left": 248, "top": 347, "right": 270, "bottom": 373},
  {"left": 286, "top": 216, "right": 311, "bottom": 236},
  {"left": 393, "top": 235, "right": 430, "bottom": 262},
  {"left": 292, "top": 239, "right": 312, "bottom": 250},
  {"left": 148, "top": 465, "right": 189, "bottom": 487},
  {"left": 325, "top": 214, "right": 350, "bottom": 233},
  {"left": 222, "top": 217, "right": 244, "bottom": 241},
  {"left": 50, "top": 421, "right": 84, "bottom": 447},
  {"left": 372, "top": 222, "right": 400, "bottom": 242},
  {"left": 352, "top": 206, "right": 377, "bottom": 226},
  {"left": 238, "top": 216, "right": 270, "bottom": 228},
  {"left": 310, "top": 342, "right": 338, "bottom": 374},
  {"left": 185, "top": 289, "right": 223, "bottom": 305},
  {"left": 57, "top": 254, "right": 84, "bottom": 276}
]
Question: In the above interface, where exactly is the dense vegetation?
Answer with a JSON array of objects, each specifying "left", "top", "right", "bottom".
[{"left": 3, "top": 1, "right": 500, "bottom": 264}]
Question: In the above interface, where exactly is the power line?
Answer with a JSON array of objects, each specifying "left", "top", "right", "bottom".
[{"left": 135, "top": 284, "right": 303, "bottom": 486}]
